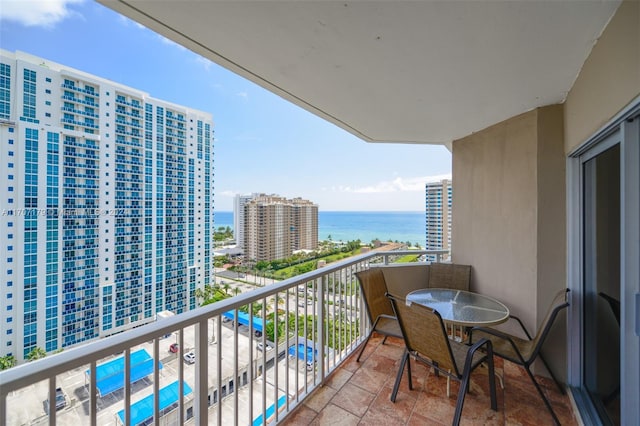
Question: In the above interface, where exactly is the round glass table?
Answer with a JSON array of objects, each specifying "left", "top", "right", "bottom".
[{"left": 406, "top": 288, "right": 510, "bottom": 327}]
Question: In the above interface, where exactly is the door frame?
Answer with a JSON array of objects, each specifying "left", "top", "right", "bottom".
[{"left": 567, "top": 97, "right": 640, "bottom": 424}]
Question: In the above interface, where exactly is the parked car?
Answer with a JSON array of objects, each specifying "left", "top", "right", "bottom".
[
  {"left": 45, "top": 387, "right": 67, "bottom": 413},
  {"left": 169, "top": 343, "right": 179, "bottom": 353},
  {"left": 183, "top": 351, "right": 196, "bottom": 364},
  {"left": 257, "top": 342, "right": 273, "bottom": 352}
]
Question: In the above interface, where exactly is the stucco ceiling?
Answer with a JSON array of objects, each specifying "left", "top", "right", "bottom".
[{"left": 99, "top": 0, "right": 621, "bottom": 147}]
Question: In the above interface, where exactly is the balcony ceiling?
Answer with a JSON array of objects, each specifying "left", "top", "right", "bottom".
[{"left": 100, "top": 1, "right": 620, "bottom": 146}]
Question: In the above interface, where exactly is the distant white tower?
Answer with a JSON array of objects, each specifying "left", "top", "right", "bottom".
[
  {"left": 425, "top": 179, "right": 452, "bottom": 261},
  {"left": 234, "top": 193, "right": 258, "bottom": 247}
]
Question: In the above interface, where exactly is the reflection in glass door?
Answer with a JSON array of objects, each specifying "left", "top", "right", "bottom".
[{"left": 582, "top": 143, "right": 620, "bottom": 425}]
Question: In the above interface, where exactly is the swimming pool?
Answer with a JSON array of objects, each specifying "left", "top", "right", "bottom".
[{"left": 288, "top": 343, "right": 317, "bottom": 364}]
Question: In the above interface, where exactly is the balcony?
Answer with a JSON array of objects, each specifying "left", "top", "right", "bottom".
[
  {"left": 282, "top": 336, "right": 577, "bottom": 425},
  {"left": 0, "top": 249, "right": 579, "bottom": 425}
]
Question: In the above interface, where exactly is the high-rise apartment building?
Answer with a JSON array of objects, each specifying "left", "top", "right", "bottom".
[
  {"left": 242, "top": 194, "right": 318, "bottom": 262},
  {"left": 0, "top": 51, "right": 214, "bottom": 361},
  {"left": 425, "top": 179, "right": 452, "bottom": 261},
  {"left": 233, "top": 193, "right": 259, "bottom": 247}
]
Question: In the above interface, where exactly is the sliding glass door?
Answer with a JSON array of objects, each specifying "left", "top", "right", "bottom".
[
  {"left": 568, "top": 101, "right": 639, "bottom": 425},
  {"left": 583, "top": 141, "right": 620, "bottom": 424}
]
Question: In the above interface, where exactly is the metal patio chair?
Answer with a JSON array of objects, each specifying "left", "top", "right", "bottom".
[
  {"left": 468, "top": 288, "right": 570, "bottom": 426},
  {"left": 428, "top": 262, "right": 472, "bottom": 339},
  {"left": 387, "top": 293, "right": 497, "bottom": 426},
  {"left": 428, "top": 262, "right": 472, "bottom": 291},
  {"left": 355, "top": 268, "right": 402, "bottom": 362}
]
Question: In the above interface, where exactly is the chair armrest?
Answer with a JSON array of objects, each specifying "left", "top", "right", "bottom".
[
  {"left": 461, "top": 337, "right": 493, "bottom": 374},
  {"left": 468, "top": 326, "right": 528, "bottom": 365}
]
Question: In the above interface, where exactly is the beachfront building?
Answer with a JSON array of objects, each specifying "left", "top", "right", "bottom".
[
  {"left": 425, "top": 179, "right": 452, "bottom": 261},
  {"left": 243, "top": 194, "right": 318, "bottom": 262},
  {"left": 0, "top": 50, "right": 214, "bottom": 361},
  {"left": 233, "top": 193, "right": 259, "bottom": 248}
]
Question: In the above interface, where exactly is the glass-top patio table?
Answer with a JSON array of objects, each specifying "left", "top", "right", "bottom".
[{"left": 406, "top": 288, "right": 510, "bottom": 327}]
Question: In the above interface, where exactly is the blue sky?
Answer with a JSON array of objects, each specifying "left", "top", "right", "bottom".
[{"left": 0, "top": 0, "right": 451, "bottom": 211}]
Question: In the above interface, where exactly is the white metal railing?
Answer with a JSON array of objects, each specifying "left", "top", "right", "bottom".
[{"left": 0, "top": 249, "right": 446, "bottom": 426}]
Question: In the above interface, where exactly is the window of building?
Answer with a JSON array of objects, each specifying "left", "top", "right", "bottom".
[
  {"left": 45, "top": 77, "right": 51, "bottom": 82},
  {"left": 45, "top": 89, "right": 51, "bottom": 94}
]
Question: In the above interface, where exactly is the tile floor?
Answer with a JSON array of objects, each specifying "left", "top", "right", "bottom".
[{"left": 281, "top": 334, "right": 578, "bottom": 425}]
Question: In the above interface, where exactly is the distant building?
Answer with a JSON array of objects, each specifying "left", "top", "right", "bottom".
[
  {"left": 425, "top": 179, "right": 452, "bottom": 261},
  {"left": 0, "top": 50, "right": 214, "bottom": 361},
  {"left": 242, "top": 194, "right": 318, "bottom": 261},
  {"left": 233, "top": 193, "right": 259, "bottom": 247}
]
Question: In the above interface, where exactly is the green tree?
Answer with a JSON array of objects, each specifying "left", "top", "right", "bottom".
[
  {"left": 26, "top": 347, "right": 46, "bottom": 361},
  {"left": 0, "top": 355, "right": 16, "bottom": 370}
]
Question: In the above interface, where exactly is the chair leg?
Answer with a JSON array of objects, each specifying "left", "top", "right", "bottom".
[
  {"left": 453, "top": 376, "right": 468, "bottom": 426},
  {"left": 356, "top": 330, "right": 373, "bottom": 362},
  {"left": 406, "top": 353, "right": 413, "bottom": 390},
  {"left": 524, "top": 366, "right": 561, "bottom": 426},
  {"left": 391, "top": 351, "right": 409, "bottom": 402},
  {"left": 486, "top": 354, "right": 497, "bottom": 411},
  {"left": 382, "top": 335, "right": 388, "bottom": 344}
]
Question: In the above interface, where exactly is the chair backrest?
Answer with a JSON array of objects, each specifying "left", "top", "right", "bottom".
[
  {"left": 529, "top": 288, "right": 570, "bottom": 361},
  {"left": 428, "top": 263, "right": 471, "bottom": 291},
  {"left": 387, "top": 293, "right": 459, "bottom": 376},
  {"left": 356, "top": 268, "right": 395, "bottom": 324}
]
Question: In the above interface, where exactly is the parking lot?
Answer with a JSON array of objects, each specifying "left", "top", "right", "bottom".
[{"left": 4, "top": 318, "right": 313, "bottom": 426}]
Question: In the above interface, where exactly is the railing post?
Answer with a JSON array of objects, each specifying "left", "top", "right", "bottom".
[
  {"left": 195, "top": 320, "right": 209, "bottom": 424},
  {"left": 314, "top": 275, "right": 322, "bottom": 383}
]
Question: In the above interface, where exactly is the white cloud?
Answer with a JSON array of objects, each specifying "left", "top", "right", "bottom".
[
  {"left": 236, "top": 91, "right": 248, "bottom": 99},
  {"left": 218, "top": 190, "right": 237, "bottom": 197},
  {"left": 117, "top": 14, "right": 145, "bottom": 30},
  {"left": 157, "top": 34, "right": 187, "bottom": 51},
  {"left": 0, "top": 0, "right": 84, "bottom": 27},
  {"left": 331, "top": 173, "right": 452, "bottom": 194},
  {"left": 195, "top": 56, "right": 213, "bottom": 71}
]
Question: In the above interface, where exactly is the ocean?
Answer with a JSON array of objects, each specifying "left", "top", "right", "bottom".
[{"left": 213, "top": 211, "right": 425, "bottom": 245}]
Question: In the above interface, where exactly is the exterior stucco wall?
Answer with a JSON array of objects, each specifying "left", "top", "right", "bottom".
[
  {"left": 452, "top": 110, "right": 539, "bottom": 325},
  {"left": 452, "top": 105, "right": 567, "bottom": 378},
  {"left": 564, "top": 0, "right": 640, "bottom": 153},
  {"left": 536, "top": 105, "right": 568, "bottom": 374}
]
